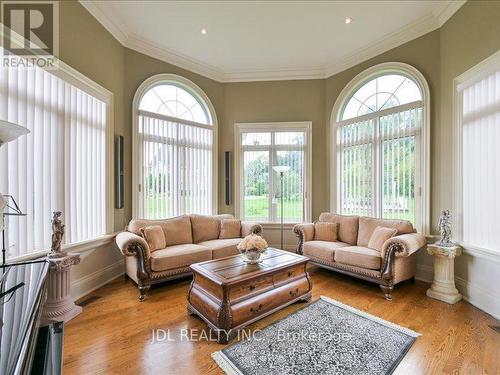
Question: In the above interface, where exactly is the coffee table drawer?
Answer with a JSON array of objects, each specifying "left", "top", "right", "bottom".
[
  {"left": 273, "top": 264, "right": 305, "bottom": 285},
  {"left": 231, "top": 277, "right": 310, "bottom": 327},
  {"left": 229, "top": 275, "right": 274, "bottom": 301}
]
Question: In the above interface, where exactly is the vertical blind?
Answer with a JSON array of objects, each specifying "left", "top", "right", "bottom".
[
  {"left": 337, "top": 102, "right": 422, "bottom": 224},
  {"left": 240, "top": 130, "right": 306, "bottom": 223},
  {"left": 460, "top": 69, "right": 500, "bottom": 251},
  {"left": 138, "top": 112, "right": 213, "bottom": 218},
  {"left": 0, "top": 54, "right": 107, "bottom": 258}
]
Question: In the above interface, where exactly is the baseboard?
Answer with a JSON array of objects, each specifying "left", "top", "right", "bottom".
[
  {"left": 416, "top": 263, "right": 499, "bottom": 319},
  {"left": 455, "top": 276, "right": 500, "bottom": 320},
  {"left": 71, "top": 259, "right": 124, "bottom": 302},
  {"left": 415, "top": 264, "right": 433, "bottom": 283}
]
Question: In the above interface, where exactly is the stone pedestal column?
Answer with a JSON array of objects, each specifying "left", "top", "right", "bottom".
[
  {"left": 41, "top": 253, "right": 82, "bottom": 325},
  {"left": 426, "top": 244, "right": 462, "bottom": 304}
]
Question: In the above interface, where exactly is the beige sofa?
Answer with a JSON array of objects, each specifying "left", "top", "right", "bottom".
[
  {"left": 116, "top": 214, "right": 262, "bottom": 301},
  {"left": 294, "top": 213, "right": 426, "bottom": 300}
]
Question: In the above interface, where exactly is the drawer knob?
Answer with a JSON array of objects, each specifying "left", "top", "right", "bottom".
[
  {"left": 287, "top": 271, "right": 293, "bottom": 277},
  {"left": 249, "top": 285, "right": 256, "bottom": 291},
  {"left": 289, "top": 288, "right": 299, "bottom": 297},
  {"left": 250, "top": 303, "right": 263, "bottom": 313}
]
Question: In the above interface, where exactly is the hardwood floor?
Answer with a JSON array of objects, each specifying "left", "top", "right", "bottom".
[{"left": 64, "top": 266, "right": 499, "bottom": 374}]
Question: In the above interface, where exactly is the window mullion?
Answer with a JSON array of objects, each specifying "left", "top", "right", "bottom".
[
  {"left": 270, "top": 133, "right": 276, "bottom": 222},
  {"left": 374, "top": 117, "right": 381, "bottom": 218}
]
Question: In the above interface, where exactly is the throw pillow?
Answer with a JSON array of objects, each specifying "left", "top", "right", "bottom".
[
  {"left": 141, "top": 225, "right": 166, "bottom": 252},
  {"left": 219, "top": 219, "right": 241, "bottom": 239},
  {"left": 368, "top": 226, "right": 398, "bottom": 252},
  {"left": 314, "top": 222, "right": 338, "bottom": 242}
]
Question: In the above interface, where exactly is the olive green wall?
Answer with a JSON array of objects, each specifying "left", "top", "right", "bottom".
[
  {"left": 325, "top": 30, "right": 441, "bottom": 227},
  {"left": 437, "top": 0, "right": 500, "bottom": 318},
  {"left": 57, "top": 0, "right": 499, "bottom": 234},
  {"left": 59, "top": 1, "right": 127, "bottom": 232},
  {"left": 35, "top": 1, "right": 500, "bottom": 313},
  {"left": 221, "top": 80, "right": 326, "bottom": 218},
  {"left": 438, "top": 0, "right": 500, "bottom": 215}
]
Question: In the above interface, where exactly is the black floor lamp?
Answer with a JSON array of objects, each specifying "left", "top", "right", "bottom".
[{"left": 273, "top": 165, "right": 290, "bottom": 250}]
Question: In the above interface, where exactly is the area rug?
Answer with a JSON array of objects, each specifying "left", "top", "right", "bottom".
[{"left": 212, "top": 296, "right": 420, "bottom": 375}]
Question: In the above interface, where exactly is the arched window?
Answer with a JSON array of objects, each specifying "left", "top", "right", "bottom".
[
  {"left": 331, "top": 63, "right": 430, "bottom": 232},
  {"left": 133, "top": 74, "right": 217, "bottom": 219}
]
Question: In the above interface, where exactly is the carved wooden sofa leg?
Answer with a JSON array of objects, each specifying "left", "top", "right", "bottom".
[
  {"left": 138, "top": 283, "right": 151, "bottom": 302},
  {"left": 380, "top": 284, "right": 394, "bottom": 301}
]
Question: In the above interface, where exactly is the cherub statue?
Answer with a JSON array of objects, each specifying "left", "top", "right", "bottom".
[
  {"left": 437, "top": 209, "right": 453, "bottom": 247},
  {"left": 49, "top": 211, "right": 67, "bottom": 258}
]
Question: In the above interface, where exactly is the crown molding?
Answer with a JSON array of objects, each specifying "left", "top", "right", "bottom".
[
  {"left": 80, "top": 0, "right": 128, "bottom": 45},
  {"left": 433, "top": 0, "right": 467, "bottom": 27},
  {"left": 79, "top": 0, "right": 465, "bottom": 83},
  {"left": 324, "top": 13, "right": 440, "bottom": 78},
  {"left": 222, "top": 66, "right": 326, "bottom": 82},
  {"left": 125, "top": 34, "right": 225, "bottom": 82}
]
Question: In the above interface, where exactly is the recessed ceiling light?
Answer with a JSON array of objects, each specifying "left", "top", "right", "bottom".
[
  {"left": 345, "top": 17, "right": 353, "bottom": 24},
  {"left": 201, "top": 28, "right": 207, "bottom": 35}
]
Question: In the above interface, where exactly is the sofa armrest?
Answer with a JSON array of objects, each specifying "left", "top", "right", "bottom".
[
  {"left": 381, "top": 233, "right": 427, "bottom": 259},
  {"left": 115, "top": 231, "right": 151, "bottom": 258},
  {"left": 293, "top": 223, "right": 315, "bottom": 255},
  {"left": 293, "top": 223, "right": 315, "bottom": 242},
  {"left": 241, "top": 222, "right": 263, "bottom": 237}
]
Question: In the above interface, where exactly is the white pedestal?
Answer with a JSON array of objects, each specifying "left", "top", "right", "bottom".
[
  {"left": 41, "top": 253, "right": 82, "bottom": 325},
  {"left": 426, "top": 244, "right": 462, "bottom": 304}
]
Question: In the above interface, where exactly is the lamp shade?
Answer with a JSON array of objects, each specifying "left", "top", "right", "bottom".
[
  {"left": 0, "top": 120, "right": 30, "bottom": 147},
  {"left": 272, "top": 165, "right": 291, "bottom": 173}
]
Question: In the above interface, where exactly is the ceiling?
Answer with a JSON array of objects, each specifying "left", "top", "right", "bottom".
[{"left": 80, "top": 0, "right": 464, "bottom": 82}]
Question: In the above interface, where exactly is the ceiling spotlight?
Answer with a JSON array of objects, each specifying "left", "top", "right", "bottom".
[
  {"left": 201, "top": 28, "right": 207, "bottom": 35},
  {"left": 345, "top": 17, "right": 353, "bottom": 24}
]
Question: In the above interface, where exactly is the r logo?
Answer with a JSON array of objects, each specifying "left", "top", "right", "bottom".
[{"left": 1, "top": 1, "right": 58, "bottom": 56}]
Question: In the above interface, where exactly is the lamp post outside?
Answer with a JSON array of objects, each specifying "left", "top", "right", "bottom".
[{"left": 272, "top": 165, "right": 290, "bottom": 250}]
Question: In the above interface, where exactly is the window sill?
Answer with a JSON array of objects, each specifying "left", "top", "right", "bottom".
[
  {"left": 258, "top": 223, "right": 299, "bottom": 230},
  {"left": 459, "top": 243, "right": 500, "bottom": 262},
  {"left": 425, "top": 235, "right": 500, "bottom": 262},
  {"left": 6, "top": 232, "right": 118, "bottom": 263}
]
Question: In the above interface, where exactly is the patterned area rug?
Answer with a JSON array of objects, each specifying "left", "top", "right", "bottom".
[{"left": 212, "top": 296, "right": 420, "bottom": 375}]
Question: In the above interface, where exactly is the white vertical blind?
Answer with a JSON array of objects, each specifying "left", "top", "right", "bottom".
[
  {"left": 240, "top": 129, "right": 307, "bottom": 223},
  {"left": 460, "top": 70, "right": 500, "bottom": 252},
  {"left": 137, "top": 82, "right": 215, "bottom": 219},
  {"left": 337, "top": 103, "right": 422, "bottom": 224},
  {"left": 0, "top": 55, "right": 107, "bottom": 258},
  {"left": 138, "top": 112, "right": 213, "bottom": 218}
]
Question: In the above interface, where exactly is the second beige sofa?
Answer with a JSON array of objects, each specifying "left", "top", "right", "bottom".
[{"left": 294, "top": 213, "right": 426, "bottom": 300}]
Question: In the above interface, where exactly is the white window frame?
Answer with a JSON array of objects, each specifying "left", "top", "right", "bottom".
[
  {"left": 453, "top": 50, "right": 500, "bottom": 262},
  {"left": 330, "top": 62, "right": 431, "bottom": 234},
  {"left": 234, "top": 122, "right": 312, "bottom": 225},
  {"left": 131, "top": 73, "right": 218, "bottom": 218},
  {"left": 4, "top": 58, "right": 115, "bottom": 262}
]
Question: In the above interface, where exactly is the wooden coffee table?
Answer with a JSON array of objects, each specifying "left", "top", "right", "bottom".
[{"left": 187, "top": 248, "right": 312, "bottom": 343}]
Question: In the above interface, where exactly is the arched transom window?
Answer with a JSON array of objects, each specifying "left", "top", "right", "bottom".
[
  {"left": 333, "top": 64, "right": 430, "bottom": 232},
  {"left": 134, "top": 75, "right": 216, "bottom": 219}
]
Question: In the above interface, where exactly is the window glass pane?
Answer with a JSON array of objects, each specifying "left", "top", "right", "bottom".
[
  {"left": 341, "top": 74, "right": 422, "bottom": 120},
  {"left": 341, "top": 144, "right": 372, "bottom": 216},
  {"left": 242, "top": 132, "right": 271, "bottom": 145},
  {"left": 139, "top": 84, "right": 210, "bottom": 125},
  {"left": 243, "top": 151, "right": 269, "bottom": 221},
  {"left": 382, "top": 136, "right": 416, "bottom": 223},
  {"left": 140, "top": 115, "right": 213, "bottom": 219},
  {"left": 274, "top": 151, "right": 304, "bottom": 222},
  {"left": 275, "top": 132, "right": 304, "bottom": 145}
]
